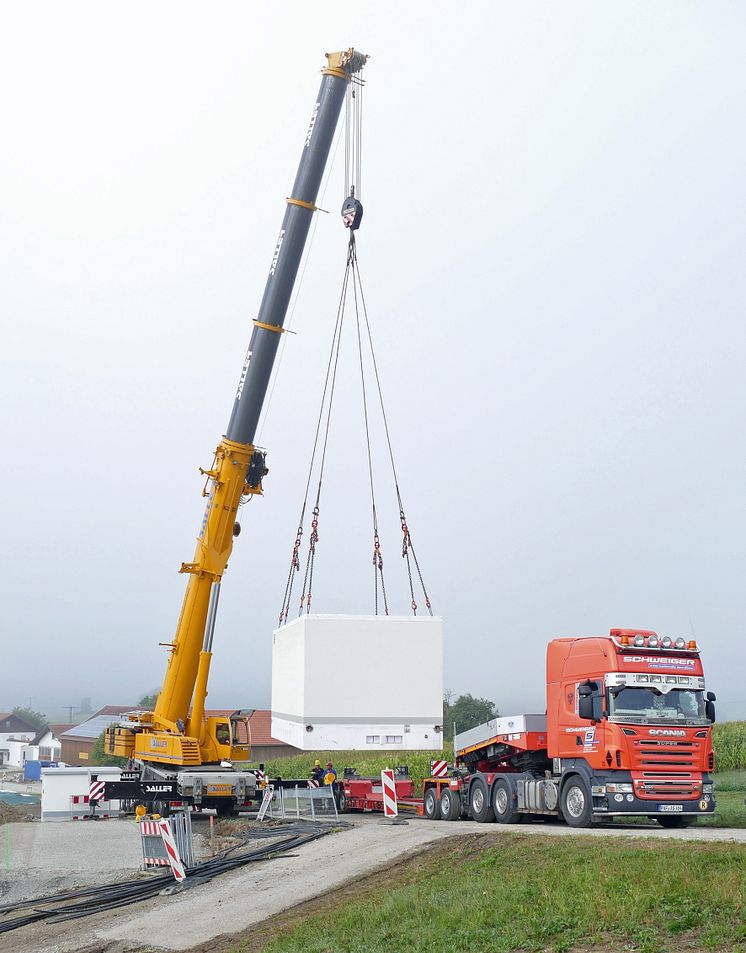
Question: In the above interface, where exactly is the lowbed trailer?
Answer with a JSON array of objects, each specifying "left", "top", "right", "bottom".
[{"left": 337, "top": 772, "right": 424, "bottom": 814}]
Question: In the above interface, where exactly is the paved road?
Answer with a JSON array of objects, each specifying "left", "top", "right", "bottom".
[{"left": 2, "top": 815, "right": 745, "bottom": 953}]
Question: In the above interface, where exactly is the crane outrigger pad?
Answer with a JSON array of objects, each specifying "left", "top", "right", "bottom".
[{"left": 271, "top": 614, "right": 444, "bottom": 751}]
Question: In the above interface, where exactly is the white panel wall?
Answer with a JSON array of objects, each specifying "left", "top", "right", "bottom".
[
  {"left": 271, "top": 614, "right": 444, "bottom": 751},
  {"left": 41, "top": 766, "right": 122, "bottom": 821}
]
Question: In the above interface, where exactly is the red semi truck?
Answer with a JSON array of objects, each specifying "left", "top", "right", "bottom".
[{"left": 421, "top": 629, "right": 716, "bottom": 828}]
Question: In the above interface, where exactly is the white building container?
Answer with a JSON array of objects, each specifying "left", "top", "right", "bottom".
[
  {"left": 41, "top": 766, "right": 122, "bottom": 821},
  {"left": 271, "top": 614, "right": 444, "bottom": 751}
]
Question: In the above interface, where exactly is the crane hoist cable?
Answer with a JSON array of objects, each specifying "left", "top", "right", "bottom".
[{"left": 278, "top": 61, "right": 432, "bottom": 622}]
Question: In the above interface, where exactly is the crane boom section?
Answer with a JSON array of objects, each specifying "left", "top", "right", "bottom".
[{"left": 108, "top": 50, "right": 367, "bottom": 770}]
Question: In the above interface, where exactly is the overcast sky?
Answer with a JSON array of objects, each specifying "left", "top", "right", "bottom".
[{"left": 2, "top": 2, "right": 744, "bottom": 724}]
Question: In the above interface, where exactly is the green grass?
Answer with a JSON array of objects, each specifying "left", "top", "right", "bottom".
[{"left": 248, "top": 833, "right": 746, "bottom": 953}]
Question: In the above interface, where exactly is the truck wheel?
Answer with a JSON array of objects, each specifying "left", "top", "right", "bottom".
[
  {"left": 338, "top": 791, "right": 349, "bottom": 813},
  {"left": 656, "top": 815, "right": 697, "bottom": 829},
  {"left": 560, "top": 776, "right": 593, "bottom": 828},
  {"left": 492, "top": 778, "right": 520, "bottom": 824},
  {"left": 423, "top": 787, "right": 441, "bottom": 821},
  {"left": 469, "top": 779, "right": 495, "bottom": 823},
  {"left": 440, "top": 787, "right": 461, "bottom": 821}
]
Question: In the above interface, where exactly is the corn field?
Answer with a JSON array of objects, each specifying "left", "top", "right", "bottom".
[{"left": 260, "top": 724, "right": 746, "bottom": 786}]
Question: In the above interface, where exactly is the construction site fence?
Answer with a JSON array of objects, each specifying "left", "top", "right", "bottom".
[{"left": 265, "top": 784, "right": 338, "bottom": 821}]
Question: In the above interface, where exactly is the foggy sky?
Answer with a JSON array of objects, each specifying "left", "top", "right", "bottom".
[{"left": 2, "top": 2, "right": 745, "bottom": 724}]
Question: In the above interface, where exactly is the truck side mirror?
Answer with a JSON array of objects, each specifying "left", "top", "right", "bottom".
[
  {"left": 578, "top": 683, "right": 594, "bottom": 721},
  {"left": 705, "top": 692, "right": 716, "bottom": 723}
]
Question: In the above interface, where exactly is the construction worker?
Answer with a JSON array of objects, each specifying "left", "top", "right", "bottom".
[
  {"left": 310, "top": 759, "right": 324, "bottom": 783},
  {"left": 324, "top": 761, "right": 337, "bottom": 786}
]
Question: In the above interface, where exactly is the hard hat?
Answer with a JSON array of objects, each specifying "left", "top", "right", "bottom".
[{"left": 314, "top": 760, "right": 321, "bottom": 766}]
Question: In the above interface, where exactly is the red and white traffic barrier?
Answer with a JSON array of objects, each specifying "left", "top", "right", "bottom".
[
  {"left": 89, "top": 779, "right": 106, "bottom": 802},
  {"left": 308, "top": 779, "right": 320, "bottom": 788},
  {"left": 158, "top": 819, "right": 186, "bottom": 882},
  {"left": 430, "top": 759, "right": 448, "bottom": 779},
  {"left": 140, "top": 820, "right": 171, "bottom": 866},
  {"left": 381, "top": 769, "right": 398, "bottom": 818}
]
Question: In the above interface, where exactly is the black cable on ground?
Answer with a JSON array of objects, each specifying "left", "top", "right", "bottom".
[{"left": 0, "top": 821, "right": 340, "bottom": 935}]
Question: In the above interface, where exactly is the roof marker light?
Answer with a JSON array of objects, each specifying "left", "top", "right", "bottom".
[
  {"left": 648, "top": 636, "right": 659, "bottom": 648},
  {"left": 634, "top": 635, "right": 646, "bottom": 647},
  {"left": 675, "top": 637, "right": 686, "bottom": 649},
  {"left": 688, "top": 640, "right": 698, "bottom": 651},
  {"left": 661, "top": 636, "right": 672, "bottom": 648}
]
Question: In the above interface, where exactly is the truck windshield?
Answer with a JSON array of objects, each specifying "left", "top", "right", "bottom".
[{"left": 608, "top": 686, "right": 709, "bottom": 726}]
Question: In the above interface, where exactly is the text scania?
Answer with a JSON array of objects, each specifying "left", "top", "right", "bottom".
[
  {"left": 649, "top": 729, "right": 687, "bottom": 736},
  {"left": 304, "top": 102, "right": 320, "bottom": 147},
  {"left": 269, "top": 229, "right": 285, "bottom": 276}
]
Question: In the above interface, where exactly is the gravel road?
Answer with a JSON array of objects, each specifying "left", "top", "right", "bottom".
[{"left": 2, "top": 815, "right": 745, "bottom": 953}]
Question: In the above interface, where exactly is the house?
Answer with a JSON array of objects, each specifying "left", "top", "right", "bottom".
[
  {"left": 0, "top": 712, "right": 39, "bottom": 767},
  {"left": 247, "top": 710, "right": 302, "bottom": 762},
  {"left": 59, "top": 706, "right": 132, "bottom": 766},
  {"left": 22, "top": 724, "right": 74, "bottom": 764}
]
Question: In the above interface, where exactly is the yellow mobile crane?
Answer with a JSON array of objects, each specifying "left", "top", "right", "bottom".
[{"left": 105, "top": 49, "right": 368, "bottom": 814}]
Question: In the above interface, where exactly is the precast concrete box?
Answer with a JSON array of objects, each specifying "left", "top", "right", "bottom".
[
  {"left": 271, "top": 614, "right": 444, "bottom": 750},
  {"left": 41, "top": 766, "right": 122, "bottom": 821}
]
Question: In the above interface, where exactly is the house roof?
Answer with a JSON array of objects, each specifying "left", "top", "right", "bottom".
[
  {"left": 248, "top": 710, "right": 285, "bottom": 747},
  {"left": 0, "top": 713, "right": 39, "bottom": 733},
  {"left": 61, "top": 714, "right": 125, "bottom": 741},
  {"left": 93, "top": 705, "right": 133, "bottom": 717}
]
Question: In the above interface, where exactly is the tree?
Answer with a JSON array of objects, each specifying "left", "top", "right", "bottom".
[
  {"left": 12, "top": 707, "right": 47, "bottom": 730},
  {"left": 442, "top": 693, "right": 498, "bottom": 741},
  {"left": 137, "top": 692, "right": 159, "bottom": 709},
  {"left": 90, "top": 732, "right": 127, "bottom": 767}
]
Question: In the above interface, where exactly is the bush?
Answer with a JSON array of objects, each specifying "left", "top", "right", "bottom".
[{"left": 713, "top": 722, "right": 746, "bottom": 772}]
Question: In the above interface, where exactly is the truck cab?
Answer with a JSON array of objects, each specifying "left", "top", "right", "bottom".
[{"left": 547, "top": 629, "right": 716, "bottom": 825}]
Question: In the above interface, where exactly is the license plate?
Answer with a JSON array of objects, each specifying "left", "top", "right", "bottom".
[{"left": 658, "top": 804, "right": 684, "bottom": 813}]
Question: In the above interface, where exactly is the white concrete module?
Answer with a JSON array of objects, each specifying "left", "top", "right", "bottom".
[{"left": 271, "top": 614, "right": 444, "bottom": 750}]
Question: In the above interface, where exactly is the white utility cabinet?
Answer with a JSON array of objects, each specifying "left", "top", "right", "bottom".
[
  {"left": 41, "top": 766, "right": 122, "bottom": 821},
  {"left": 271, "top": 614, "right": 444, "bottom": 751}
]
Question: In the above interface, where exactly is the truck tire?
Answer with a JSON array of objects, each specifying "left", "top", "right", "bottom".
[
  {"left": 440, "top": 787, "right": 461, "bottom": 821},
  {"left": 423, "top": 787, "right": 441, "bottom": 821},
  {"left": 492, "top": 778, "right": 520, "bottom": 824},
  {"left": 469, "top": 779, "right": 495, "bottom": 823},
  {"left": 656, "top": 815, "right": 697, "bottom": 829},
  {"left": 560, "top": 776, "right": 593, "bottom": 828},
  {"left": 338, "top": 791, "right": 349, "bottom": 813}
]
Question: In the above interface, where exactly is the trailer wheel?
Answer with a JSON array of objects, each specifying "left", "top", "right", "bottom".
[
  {"left": 469, "top": 779, "right": 495, "bottom": 823},
  {"left": 338, "top": 791, "right": 349, "bottom": 813},
  {"left": 492, "top": 778, "right": 520, "bottom": 824},
  {"left": 440, "top": 787, "right": 461, "bottom": 821},
  {"left": 423, "top": 787, "right": 441, "bottom": 821},
  {"left": 560, "top": 776, "right": 593, "bottom": 828}
]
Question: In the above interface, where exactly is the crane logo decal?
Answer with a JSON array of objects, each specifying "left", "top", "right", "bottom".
[
  {"left": 235, "top": 346, "right": 253, "bottom": 401},
  {"left": 305, "top": 102, "right": 320, "bottom": 147},
  {"left": 269, "top": 229, "right": 285, "bottom": 276}
]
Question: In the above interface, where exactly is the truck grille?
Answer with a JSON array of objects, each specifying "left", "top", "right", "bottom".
[{"left": 630, "top": 739, "right": 698, "bottom": 770}]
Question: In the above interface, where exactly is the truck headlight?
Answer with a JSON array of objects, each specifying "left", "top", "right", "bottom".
[
  {"left": 606, "top": 783, "right": 633, "bottom": 794},
  {"left": 591, "top": 785, "right": 606, "bottom": 796}
]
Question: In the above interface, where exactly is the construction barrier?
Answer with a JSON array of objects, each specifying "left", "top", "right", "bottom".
[
  {"left": 264, "top": 784, "right": 338, "bottom": 821},
  {"left": 158, "top": 819, "right": 186, "bottom": 882},
  {"left": 140, "top": 810, "right": 194, "bottom": 870},
  {"left": 381, "top": 770, "right": 398, "bottom": 818}
]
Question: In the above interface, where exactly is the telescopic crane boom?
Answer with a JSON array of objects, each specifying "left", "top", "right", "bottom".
[{"left": 107, "top": 50, "right": 367, "bottom": 784}]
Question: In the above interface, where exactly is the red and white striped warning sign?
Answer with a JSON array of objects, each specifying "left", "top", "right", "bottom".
[
  {"left": 140, "top": 820, "right": 171, "bottom": 866},
  {"left": 381, "top": 769, "right": 398, "bottom": 818},
  {"left": 89, "top": 779, "right": 106, "bottom": 802},
  {"left": 158, "top": 819, "right": 186, "bottom": 882},
  {"left": 308, "top": 779, "right": 320, "bottom": 788},
  {"left": 430, "top": 759, "right": 448, "bottom": 779}
]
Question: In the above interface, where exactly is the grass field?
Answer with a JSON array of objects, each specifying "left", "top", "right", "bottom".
[{"left": 245, "top": 832, "right": 746, "bottom": 953}]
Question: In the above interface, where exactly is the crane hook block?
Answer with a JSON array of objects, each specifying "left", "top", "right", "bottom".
[{"left": 342, "top": 196, "right": 363, "bottom": 230}]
